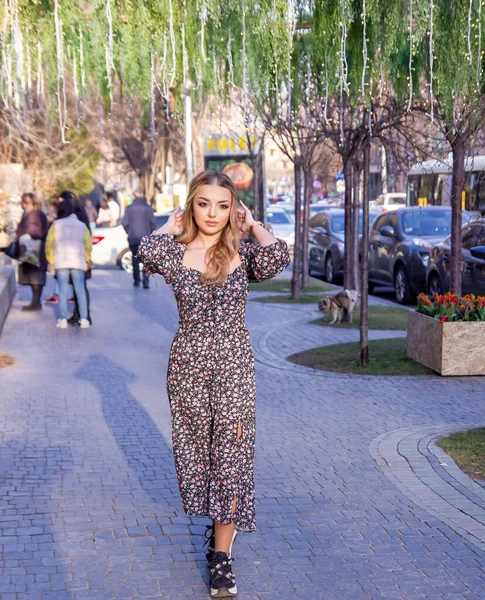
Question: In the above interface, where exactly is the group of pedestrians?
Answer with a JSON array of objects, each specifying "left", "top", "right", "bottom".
[
  {"left": 13, "top": 186, "right": 153, "bottom": 326},
  {"left": 14, "top": 191, "right": 93, "bottom": 328}
]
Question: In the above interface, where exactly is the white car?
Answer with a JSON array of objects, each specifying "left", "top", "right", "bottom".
[
  {"left": 92, "top": 213, "right": 171, "bottom": 273},
  {"left": 370, "top": 192, "right": 406, "bottom": 212},
  {"left": 266, "top": 206, "right": 295, "bottom": 252}
]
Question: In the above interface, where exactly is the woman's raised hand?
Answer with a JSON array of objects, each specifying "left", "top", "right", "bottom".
[
  {"left": 155, "top": 207, "right": 184, "bottom": 236},
  {"left": 237, "top": 200, "right": 256, "bottom": 233}
]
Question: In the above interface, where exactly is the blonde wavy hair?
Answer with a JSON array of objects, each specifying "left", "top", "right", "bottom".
[{"left": 177, "top": 169, "right": 241, "bottom": 285}]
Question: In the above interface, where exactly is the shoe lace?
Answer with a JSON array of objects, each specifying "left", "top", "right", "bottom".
[{"left": 203, "top": 524, "right": 214, "bottom": 548}]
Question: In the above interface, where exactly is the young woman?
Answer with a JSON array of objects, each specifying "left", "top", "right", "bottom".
[
  {"left": 137, "top": 170, "right": 290, "bottom": 598},
  {"left": 45, "top": 196, "right": 92, "bottom": 329}
]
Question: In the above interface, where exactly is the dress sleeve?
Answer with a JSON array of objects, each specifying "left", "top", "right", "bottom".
[
  {"left": 136, "top": 233, "right": 183, "bottom": 284},
  {"left": 242, "top": 238, "right": 291, "bottom": 283}
]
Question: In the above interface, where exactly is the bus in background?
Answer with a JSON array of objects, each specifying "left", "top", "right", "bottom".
[{"left": 406, "top": 154, "right": 485, "bottom": 217}]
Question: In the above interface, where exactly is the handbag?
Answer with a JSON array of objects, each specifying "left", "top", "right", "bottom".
[
  {"left": 4, "top": 240, "right": 19, "bottom": 260},
  {"left": 18, "top": 234, "right": 41, "bottom": 267}
]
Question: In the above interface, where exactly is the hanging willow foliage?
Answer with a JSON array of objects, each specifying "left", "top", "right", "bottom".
[{"left": 0, "top": 0, "right": 484, "bottom": 142}]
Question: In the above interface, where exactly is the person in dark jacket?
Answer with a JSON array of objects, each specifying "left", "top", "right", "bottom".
[
  {"left": 16, "top": 193, "right": 49, "bottom": 311},
  {"left": 122, "top": 189, "right": 155, "bottom": 289}
]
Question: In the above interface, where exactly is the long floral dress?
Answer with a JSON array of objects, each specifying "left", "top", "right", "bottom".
[{"left": 136, "top": 233, "right": 290, "bottom": 532}]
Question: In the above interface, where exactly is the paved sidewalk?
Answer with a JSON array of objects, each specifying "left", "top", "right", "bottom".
[{"left": 1, "top": 270, "right": 485, "bottom": 599}]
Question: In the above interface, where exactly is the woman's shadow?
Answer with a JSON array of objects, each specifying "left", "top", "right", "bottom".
[
  {"left": 74, "top": 353, "right": 180, "bottom": 509},
  {"left": 74, "top": 354, "right": 212, "bottom": 589}
]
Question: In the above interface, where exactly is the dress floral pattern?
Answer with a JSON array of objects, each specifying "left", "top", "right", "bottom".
[{"left": 136, "top": 233, "right": 290, "bottom": 532}]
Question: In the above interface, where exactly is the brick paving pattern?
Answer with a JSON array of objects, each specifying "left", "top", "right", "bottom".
[{"left": 0, "top": 270, "right": 484, "bottom": 599}]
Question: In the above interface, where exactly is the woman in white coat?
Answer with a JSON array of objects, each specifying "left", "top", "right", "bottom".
[{"left": 45, "top": 197, "right": 92, "bottom": 329}]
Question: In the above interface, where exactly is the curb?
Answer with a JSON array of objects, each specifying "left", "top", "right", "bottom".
[
  {"left": 0, "top": 262, "right": 16, "bottom": 335},
  {"left": 369, "top": 423, "right": 485, "bottom": 552}
]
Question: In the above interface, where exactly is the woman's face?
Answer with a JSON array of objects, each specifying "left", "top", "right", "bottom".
[{"left": 192, "top": 184, "right": 233, "bottom": 236}]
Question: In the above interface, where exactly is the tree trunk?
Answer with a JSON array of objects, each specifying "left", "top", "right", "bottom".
[
  {"left": 360, "top": 142, "right": 371, "bottom": 367},
  {"left": 450, "top": 134, "right": 466, "bottom": 296},
  {"left": 343, "top": 160, "right": 353, "bottom": 289},
  {"left": 302, "top": 164, "right": 312, "bottom": 289},
  {"left": 253, "top": 159, "right": 261, "bottom": 222},
  {"left": 291, "top": 163, "right": 302, "bottom": 300},
  {"left": 352, "top": 160, "right": 361, "bottom": 291}
]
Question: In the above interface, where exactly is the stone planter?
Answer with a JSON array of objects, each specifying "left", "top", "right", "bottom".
[{"left": 407, "top": 310, "right": 485, "bottom": 376}]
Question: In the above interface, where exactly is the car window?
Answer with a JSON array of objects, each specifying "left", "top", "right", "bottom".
[
  {"left": 373, "top": 214, "right": 389, "bottom": 232},
  {"left": 375, "top": 196, "right": 384, "bottom": 205},
  {"left": 267, "top": 211, "right": 292, "bottom": 225},
  {"left": 331, "top": 214, "right": 367, "bottom": 234},
  {"left": 402, "top": 210, "right": 453, "bottom": 237},
  {"left": 331, "top": 215, "right": 345, "bottom": 233},
  {"left": 389, "top": 213, "right": 399, "bottom": 230},
  {"left": 390, "top": 196, "right": 406, "bottom": 205}
]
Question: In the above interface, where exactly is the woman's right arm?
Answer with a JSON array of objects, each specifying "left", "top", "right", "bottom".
[{"left": 136, "top": 209, "right": 184, "bottom": 283}]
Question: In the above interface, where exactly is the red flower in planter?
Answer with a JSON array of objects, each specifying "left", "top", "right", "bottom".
[{"left": 439, "top": 316, "right": 448, "bottom": 323}]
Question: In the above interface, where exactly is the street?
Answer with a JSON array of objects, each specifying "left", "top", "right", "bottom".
[{"left": 1, "top": 269, "right": 485, "bottom": 600}]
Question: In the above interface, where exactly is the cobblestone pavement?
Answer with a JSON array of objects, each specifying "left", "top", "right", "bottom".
[{"left": 1, "top": 269, "right": 485, "bottom": 600}]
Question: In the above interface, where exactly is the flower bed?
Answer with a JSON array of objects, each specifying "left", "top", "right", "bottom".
[
  {"left": 417, "top": 292, "right": 485, "bottom": 322},
  {"left": 407, "top": 293, "right": 485, "bottom": 376}
]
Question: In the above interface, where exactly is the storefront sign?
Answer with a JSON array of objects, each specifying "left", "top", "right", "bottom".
[{"left": 203, "top": 134, "right": 261, "bottom": 157}]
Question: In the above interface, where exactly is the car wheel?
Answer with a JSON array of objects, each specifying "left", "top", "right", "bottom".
[
  {"left": 394, "top": 265, "right": 413, "bottom": 305},
  {"left": 325, "top": 254, "right": 335, "bottom": 284},
  {"left": 428, "top": 273, "right": 442, "bottom": 296},
  {"left": 119, "top": 249, "right": 134, "bottom": 274},
  {"left": 367, "top": 280, "right": 375, "bottom": 294}
]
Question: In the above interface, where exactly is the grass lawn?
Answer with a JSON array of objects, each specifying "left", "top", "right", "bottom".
[
  {"left": 251, "top": 293, "right": 329, "bottom": 304},
  {"left": 249, "top": 279, "right": 336, "bottom": 294},
  {"left": 0, "top": 351, "right": 15, "bottom": 368},
  {"left": 310, "top": 305, "right": 409, "bottom": 330},
  {"left": 288, "top": 337, "right": 434, "bottom": 376},
  {"left": 437, "top": 428, "right": 485, "bottom": 481}
]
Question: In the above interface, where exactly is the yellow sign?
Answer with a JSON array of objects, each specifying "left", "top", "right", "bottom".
[
  {"left": 462, "top": 190, "right": 466, "bottom": 210},
  {"left": 203, "top": 134, "right": 260, "bottom": 156}
]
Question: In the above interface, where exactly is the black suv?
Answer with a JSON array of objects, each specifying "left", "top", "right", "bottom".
[
  {"left": 427, "top": 219, "right": 485, "bottom": 296},
  {"left": 368, "top": 206, "right": 470, "bottom": 304}
]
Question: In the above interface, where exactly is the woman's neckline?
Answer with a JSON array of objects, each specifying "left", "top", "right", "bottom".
[{"left": 180, "top": 241, "right": 243, "bottom": 276}]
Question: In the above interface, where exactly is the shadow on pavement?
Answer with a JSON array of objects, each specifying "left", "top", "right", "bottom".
[{"left": 74, "top": 354, "right": 179, "bottom": 508}]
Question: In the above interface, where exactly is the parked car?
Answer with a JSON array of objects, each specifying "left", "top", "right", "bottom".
[
  {"left": 274, "top": 202, "right": 296, "bottom": 220},
  {"left": 427, "top": 219, "right": 485, "bottom": 296},
  {"left": 92, "top": 212, "right": 171, "bottom": 273},
  {"left": 369, "top": 192, "right": 406, "bottom": 212},
  {"left": 266, "top": 206, "right": 295, "bottom": 252},
  {"left": 368, "top": 206, "right": 470, "bottom": 304},
  {"left": 308, "top": 209, "right": 379, "bottom": 283}
]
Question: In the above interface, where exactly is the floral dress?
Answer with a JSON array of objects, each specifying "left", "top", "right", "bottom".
[{"left": 136, "top": 233, "right": 290, "bottom": 532}]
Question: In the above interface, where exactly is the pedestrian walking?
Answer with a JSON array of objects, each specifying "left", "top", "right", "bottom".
[
  {"left": 45, "top": 195, "right": 92, "bottom": 329},
  {"left": 136, "top": 169, "right": 290, "bottom": 598},
  {"left": 121, "top": 188, "right": 155, "bottom": 289},
  {"left": 16, "top": 193, "right": 49, "bottom": 311}
]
